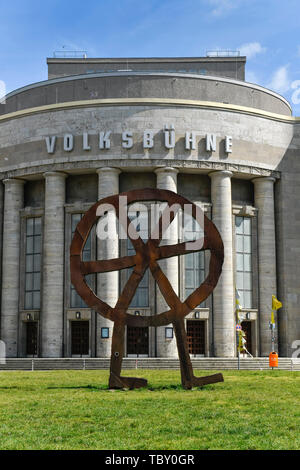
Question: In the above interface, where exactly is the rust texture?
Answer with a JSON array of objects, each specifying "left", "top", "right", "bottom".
[{"left": 70, "top": 188, "right": 224, "bottom": 389}]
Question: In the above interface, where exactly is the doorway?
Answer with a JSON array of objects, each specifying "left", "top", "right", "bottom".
[
  {"left": 187, "top": 320, "right": 205, "bottom": 356},
  {"left": 241, "top": 321, "right": 252, "bottom": 355},
  {"left": 127, "top": 326, "right": 149, "bottom": 357},
  {"left": 71, "top": 321, "right": 89, "bottom": 356},
  {"left": 26, "top": 321, "right": 38, "bottom": 356}
]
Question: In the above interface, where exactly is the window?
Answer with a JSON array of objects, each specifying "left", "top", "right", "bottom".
[
  {"left": 126, "top": 211, "right": 149, "bottom": 307},
  {"left": 185, "top": 252, "right": 205, "bottom": 301},
  {"left": 70, "top": 213, "right": 93, "bottom": 308},
  {"left": 25, "top": 217, "right": 41, "bottom": 309},
  {"left": 235, "top": 216, "right": 253, "bottom": 309},
  {"left": 183, "top": 213, "right": 205, "bottom": 306}
]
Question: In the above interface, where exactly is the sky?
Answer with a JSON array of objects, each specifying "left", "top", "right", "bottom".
[{"left": 1, "top": 0, "right": 300, "bottom": 114}]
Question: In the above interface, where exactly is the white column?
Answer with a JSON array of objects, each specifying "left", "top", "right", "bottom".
[
  {"left": 1, "top": 179, "right": 24, "bottom": 357},
  {"left": 97, "top": 167, "right": 120, "bottom": 357},
  {"left": 252, "top": 177, "right": 277, "bottom": 356},
  {"left": 209, "top": 170, "right": 235, "bottom": 357},
  {"left": 41, "top": 172, "right": 67, "bottom": 357},
  {"left": 155, "top": 167, "right": 178, "bottom": 357}
]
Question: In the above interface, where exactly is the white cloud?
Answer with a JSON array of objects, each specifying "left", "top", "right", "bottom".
[
  {"left": 208, "top": 0, "right": 240, "bottom": 16},
  {"left": 239, "top": 42, "right": 266, "bottom": 59},
  {"left": 267, "top": 65, "right": 291, "bottom": 93},
  {"left": 291, "top": 80, "right": 300, "bottom": 105}
]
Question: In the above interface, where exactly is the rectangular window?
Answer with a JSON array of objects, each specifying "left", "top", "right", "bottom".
[
  {"left": 183, "top": 214, "right": 205, "bottom": 307},
  {"left": 184, "top": 252, "right": 205, "bottom": 302},
  {"left": 127, "top": 211, "right": 149, "bottom": 307},
  {"left": 70, "top": 213, "right": 93, "bottom": 308},
  {"left": 235, "top": 216, "right": 253, "bottom": 309},
  {"left": 25, "top": 217, "right": 42, "bottom": 310}
]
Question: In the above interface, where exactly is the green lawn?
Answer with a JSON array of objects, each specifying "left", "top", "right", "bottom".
[{"left": 0, "top": 369, "right": 299, "bottom": 450}]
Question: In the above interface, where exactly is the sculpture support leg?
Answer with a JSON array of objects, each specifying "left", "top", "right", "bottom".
[
  {"left": 108, "top": 319, "right": 148, "bottom": 390},
  {"left": 109, "top": 319, "right": 125, "bottom": 388},
  {"left": 173, "top": 318, "right": 194, "bottom": 389},
  {"left": 173, "top": 317, "right": 224, "bottom": 389}
]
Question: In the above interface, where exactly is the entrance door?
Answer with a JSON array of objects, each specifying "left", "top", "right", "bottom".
[
  {"left": 241, "top": 321, "right": 252, "bottom": 355},
  {"left": 26, "top": 322, "right": 38, "bottom": 356},
  {"left": 127, "top": 326, "right": 149, "bottom": 357},
  {"left": 187, "top": 320, "right": 205, "bottom": 356},
  {"left": 71, "top": 321, "right": 89, "bottom": 356}
]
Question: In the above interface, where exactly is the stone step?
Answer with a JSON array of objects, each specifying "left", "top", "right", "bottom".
[{"left": 0, "top": 357, "right": 298, "bottom": 371}]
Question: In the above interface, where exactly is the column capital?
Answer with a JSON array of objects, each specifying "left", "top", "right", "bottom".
[
  {"left": 154, "top": 166, "right": 178, "bottom": 175},
  {"left": 208, "top": 170, "right": 233, "bottom": 179},
  {"left": 3, "top": 178, "right": 25, "bottom": 186},
  {"left": 43, "top": 171, "right": 68, "bottom": 179},
  {"left": 251, "top": 176, "right": 276, "bottom": 185},
  {"left": 96, "top": 167, "right": 121, "bottom": 176}
]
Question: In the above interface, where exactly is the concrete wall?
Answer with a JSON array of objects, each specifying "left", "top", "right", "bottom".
[
  {"left": 1, "top": 72, "right": 291, "bottom": 117},
  {"left": 0, "top": 106, "right": 293, "bottom": 178},
  {"left": 275, "top": 121, "right": 300, "bottom": 356},
  {"left": 24, "top": 180, "right": 45, "bottom": 207},
  {"left": 66, "top": 174, "right": 98, "bottom": 203},
  {"left": 47, "top": 56, "right": 246, "bottom": 81},
  {"left": 231, "top": 179, "right": 254, "bottom": 205},
  {"left": 119, "top": 172, "right": 156, "bottom": 192},
  {"left": 177, "top": 174, "right": 211, "bottom": 201}
]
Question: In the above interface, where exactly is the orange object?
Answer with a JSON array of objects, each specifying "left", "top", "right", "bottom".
[{"left": 269, "top": 352, "right": 278, "bottom": 368}]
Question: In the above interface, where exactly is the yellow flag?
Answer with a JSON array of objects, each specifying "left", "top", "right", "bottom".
[
  {"left": 271, "top": 311, "right": 275, "bottom": 325},
  {"left": 235, "top": 288, "right": 243, "bottom": 309},
  {"left": 238, "top": 330, "right": 246, "bottom": 352},
  {"left": 272, "top": 295, "right": 282, "bottom": 311}
]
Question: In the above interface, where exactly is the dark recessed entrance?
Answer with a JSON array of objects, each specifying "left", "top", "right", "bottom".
[
  {"left": 241, "top": 321, "right": 252, "bottom": 355},
  {"left": 127, "top": 326, "right": 149, "bottom": 356},
  {"left": 71, "top": 321, "right": 89, "bottom": 356},
  {"left": 26, "top": 321, "right": 38, "bottom": 356},
  {"left": 187, "top": 320, "right": 205, "bottom": 355}
]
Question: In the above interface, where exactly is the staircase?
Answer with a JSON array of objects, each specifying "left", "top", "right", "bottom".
[{"left": 0, "top": 357, "right": 299, "bottom": 371}]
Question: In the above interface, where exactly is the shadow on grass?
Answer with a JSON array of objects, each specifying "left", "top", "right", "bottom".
[
  {"left": 0, "top": 386, "right": 19, "bottom": 390},
  {"left": 47, "top": 385, "right": 107, "bottom": 391},
  {"left": 46, "top": 383, "right": 219, "bottom": 392}
]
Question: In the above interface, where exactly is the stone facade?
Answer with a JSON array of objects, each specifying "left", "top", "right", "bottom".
[{"left": 0, "top": 59, "right": 299, "bottom": 358}]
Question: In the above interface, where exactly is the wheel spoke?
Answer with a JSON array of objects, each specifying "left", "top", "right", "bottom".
[
  {"left": 158, "top": 236, "right": 208, "bottom": 260},
  {"left": 80, "top": 255, "right": 136, "bottom": 274},
  {"left": 149, "top": 260, "right": 181, "bottom": 311},
  {"left": 116, "top": 265, "right": 147, "bottom": 310}
]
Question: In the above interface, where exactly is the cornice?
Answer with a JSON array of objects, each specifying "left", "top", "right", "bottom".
[
  {"left": 0, "top": 97, "right": 298, "bottom": 124},
  {"left": 0, "top": 159, "right": 280, "bottom": 181}
]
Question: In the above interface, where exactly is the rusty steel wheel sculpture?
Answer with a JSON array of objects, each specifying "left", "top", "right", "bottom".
[{"left": 70, "top": 188, "right": 224, "bottom": 390}]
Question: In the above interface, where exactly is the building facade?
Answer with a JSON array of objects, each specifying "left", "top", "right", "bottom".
[{"left": 0, "top": 56, "right": 299, "bottom": 358}]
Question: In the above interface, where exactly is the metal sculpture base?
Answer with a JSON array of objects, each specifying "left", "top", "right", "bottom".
[{"left": 108, "top": 318, "right": 224, "bottom": 390}]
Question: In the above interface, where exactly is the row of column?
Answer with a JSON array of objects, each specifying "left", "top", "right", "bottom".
[{"left": 0, "top": 169, "right": 277, "bottom": 357}]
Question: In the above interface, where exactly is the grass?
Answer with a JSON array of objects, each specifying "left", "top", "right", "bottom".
[{"left": 0, "top": 369, "right": 299, "bottom": 450}]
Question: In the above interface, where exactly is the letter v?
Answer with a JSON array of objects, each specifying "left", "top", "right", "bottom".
[{"left": 45, "top": 136, "right": 56, "bottom": 154}]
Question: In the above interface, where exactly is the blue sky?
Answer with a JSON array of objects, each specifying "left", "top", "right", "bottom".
[{"left": 1, "top": 0, "right": 300, "bottom": 114}]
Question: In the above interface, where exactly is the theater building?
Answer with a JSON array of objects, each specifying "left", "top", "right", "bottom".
[{"left": 0, "top": 55, "right": 299, "bottom": 359}]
